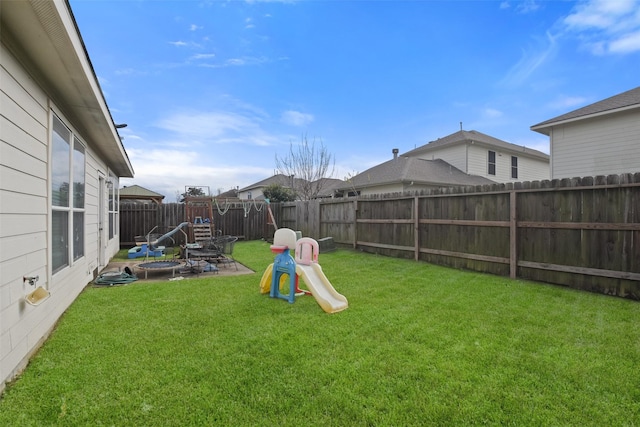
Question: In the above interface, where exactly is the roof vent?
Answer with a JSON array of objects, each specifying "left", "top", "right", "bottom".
[{"left": 392, "top": 148, "right": 399, "bottom": 159}]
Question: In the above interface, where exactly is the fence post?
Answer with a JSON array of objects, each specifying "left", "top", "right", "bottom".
[
  {"left": 353, "top": 199, "right": 358, "bottom": 249},
  {"left": 510, "top": 190, "right": 517, "bottom": 279},
  {"left": 414, "top": 196, "right": 420, "bottom": 261}
]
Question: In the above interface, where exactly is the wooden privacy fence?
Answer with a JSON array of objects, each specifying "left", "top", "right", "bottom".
[
  {"left": 342, "top": 173, "right": 639, "bottom": 300},
  {"left": 120, "top": 173, "right": 640, "bottom": 299},
  {"left": 281, "top": 174, "right": 640, "bottom": 299},
  {"left": 119, "top": 201, "right": 274, "bottom": 246}
]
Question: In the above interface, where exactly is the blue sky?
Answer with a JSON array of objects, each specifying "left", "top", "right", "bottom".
[{"left": 69, "top": 0, "right": 640, "bottom": 200}]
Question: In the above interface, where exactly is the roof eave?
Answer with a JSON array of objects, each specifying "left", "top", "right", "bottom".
[
  {"left": 1, "top": 0, "right": 134, "bottom": 178},
  {"left": 531, "top": 103, "right": 640, "bottom": 135}
]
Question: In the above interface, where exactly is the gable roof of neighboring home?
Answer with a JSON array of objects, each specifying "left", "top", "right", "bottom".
[
  {"left": 217, "top": 188, "right": 239, "bottom": 200},
  {"left": 238, "top": 174, "right": 292, "bottom": 192},
  {"left": 119, "top": 185, "right": 165, "bottom": 203},
  {"left": 531, "top": 86, "right": 640, "bottom": 135},
  {"left": 341, "top": 157, "right": 495, "bottom": 191},
  {"left": 403, "top": 129, "right": 549, "bottom": 160},
  {"left": 315, "top": 178, "right": 345, "bottom": 197},
  {"left": 2, "top": 0, "right": 133, "bottom": 177},
  {"left": 239, "top": 174, "right": 345, "bottom": 199}
]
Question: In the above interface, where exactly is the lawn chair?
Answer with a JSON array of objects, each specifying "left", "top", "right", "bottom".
[{"left": 217, "top": 235, "right": 238, "bottom": 270}]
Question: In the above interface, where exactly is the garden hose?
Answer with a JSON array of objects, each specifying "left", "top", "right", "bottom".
[{"left": 94, "top": 267, "right": 138, "bottom": 286}]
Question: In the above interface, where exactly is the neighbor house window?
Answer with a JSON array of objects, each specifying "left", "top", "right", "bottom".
[
  {"left": 488, "top": 150, "right": 496, "bottom": 175},
  {"left": 52, "top": 114, "right": 85, "bottom": 273},
  {"left": 511, "top": 156, "right": 518, "bottom": 179}
]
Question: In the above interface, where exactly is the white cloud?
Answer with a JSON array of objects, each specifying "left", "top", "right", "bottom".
[
  {"left": 190, "top": 53, "right": 216, "bottom": 60},
  {"left": 120, "top": 103, "right": 291, "bottom": 198},
  {"left": 281, "top": 110, "right": 315, "bottom": 127},
  {"left": 516, "top": 0, "right": 540, "bottom": 14},
  {"left": 483, "top": 108, "right": 504, "bottom": 119},
  {"left": 190, "top": 24, "right": 203, "bottom": 31},
  {"left": 499, "top": 0, "right": 540, "bottom": 14},
  {"left": 500, "top": 32, "right": 558, "bottom": 87},
  {"left": 155, "top": 111, "right": 277, "bottom": 146},
  {"left": 169, "top": 41, "right": 188, "bottom": 47},
  {"left": 198, "top": 56, "right": 269, "bottom": 68},
  {"left": 547, "top": 95, "right": 589, "bottom": 110},
  {"left": 564, "top": 0, "right": 637, "bottom": 29},
  {"left": 563, "top": 0, "right": 640, "bottom": 54},
  {"left": 120, "top": 148, "right": 274, "bottom": 200},
  {"left": 609, "top": 30, "right": 640, "bottom": 53}
]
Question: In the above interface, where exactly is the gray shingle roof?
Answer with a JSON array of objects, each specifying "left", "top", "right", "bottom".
[
  {"left": 314, "top": 178, "right": 346, "bottom": 197},
  {"left": 531, "top": 86, "right": 640, "bottom": 134},
  {"left": 238, "top": 174, "right": 291, "bottom": 192},
  {"left": 342, "top": 157, "right": 494, "bottom": 190},
  {"left": 119, "top": 184, "right": 164, "bottom": 199},
  {"left": 403, "top": 129, "right": 549, "bottom": 160},
  {"left": 240, "top": 175, "right": 344, "bottom": 193}
]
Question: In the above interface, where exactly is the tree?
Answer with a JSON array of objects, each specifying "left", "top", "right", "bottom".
[
  {"left": 275, "top": 135, "right": 335, "bottom": 201},
  {"left": 263, "top": 184, "right": 296, "bottom": 202},
  {"left": 179, "top": 186, "right": 206, "bottom": 203}
]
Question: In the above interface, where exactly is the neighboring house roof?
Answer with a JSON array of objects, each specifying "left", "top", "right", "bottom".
[
  {"left": 240, "top": 174, "right": 345, "bottom": 199},
  {"left": 531, "top": 86, "right": 640, "bottom": 135},
  {"left": 2, "top": 0, "right": 134, "bottom": 178},
  {"left": 315, "top": 178, "right": 345, "bottom": 197},
  {"left": 340, "top": 157, "right": 495, "bottom": 191},
  {"left": 238, "top": 174, "right": 292, "bottom": 192},
  {"left": 403, "top": 129, "right": 549, "bottom": 160},
  {"left": 217, "top": 188, "right": 239, "bottom": 199},
  {"left": 119, "top": 185, "right": 165, "bottom": 203}
]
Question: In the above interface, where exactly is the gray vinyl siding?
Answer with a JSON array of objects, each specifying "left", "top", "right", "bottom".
[
  {"left": 551, "top": 109, "right": 640, "bottom": 179},
  {"left": 468, "top": 144, "right": 549, "bottom": 182},
  {"left": 467, "top": 144, "right": 492, "bottom": 178},
  {"left": 1, "top": 40, "right": 118, "bottom": 388},
  {"left": 517, "top": 156, "right": 551, "bottom": 182},
  {"left": 414, "top": 144, "right": 467, "bottom": 172}
]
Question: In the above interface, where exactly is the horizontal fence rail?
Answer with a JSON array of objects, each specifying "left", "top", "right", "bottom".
[{"left": 120, "top": 173, "right": 640, "bottom": 299}]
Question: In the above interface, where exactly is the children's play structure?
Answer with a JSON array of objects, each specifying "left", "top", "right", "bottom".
[
  {"left": 259, "top": 228, "right": 348, "bottom": 314},
  {"left": 128, "top": 222, "right": 189, "bottom": 259},
  {"left": 117, "top": 187, "right": 248, "bottom": 280}
]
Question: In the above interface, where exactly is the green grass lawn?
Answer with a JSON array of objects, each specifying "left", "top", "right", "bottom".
[{"left": 2, "top": 240, "right": 639, "bottom": 426}]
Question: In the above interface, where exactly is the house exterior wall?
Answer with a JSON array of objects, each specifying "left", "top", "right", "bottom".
[
  {"left": 550, "top": 109, "right": 640, "bottom": 179},
  {"left": 467, "top": 144, "right": 493, "bottom": 178},
  {"left": 1, "top": 41, "right": 120, "bottom": 389},
  {"left": 412, "top": 144, "right": 467, "bottom": 172},
  {"left": 513, "top": 155, "right": 550, "bottom": 182},
  {"left": 238, "top": 188, "right": 265, "bottom": 200},
  {"left": 467, "top": 144, "right": 550, "bottom": 183},
  {"left": 409, "top": 142, "right": 549, "bottom": 183}
]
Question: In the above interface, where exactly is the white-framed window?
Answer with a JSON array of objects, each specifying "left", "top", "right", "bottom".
[
  {"left": 52, "top": 113, "right": 85, "bottom": 273},
  {"left": 488, "top": 150, "right": 496, "bottom": 176},
  {"left": 108, "top": 175, "right": 118, "bottom": 240},
  {"left": 511, "top": 156, "right": 518, "bottom": 179}
]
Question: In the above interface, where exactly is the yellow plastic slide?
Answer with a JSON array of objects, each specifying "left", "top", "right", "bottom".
[
  {"left": 259, "top": 263, "right": 290, "bottom": 294},
  {"left": 295, "top": 263, "right": 348, "bottom": 314}
]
